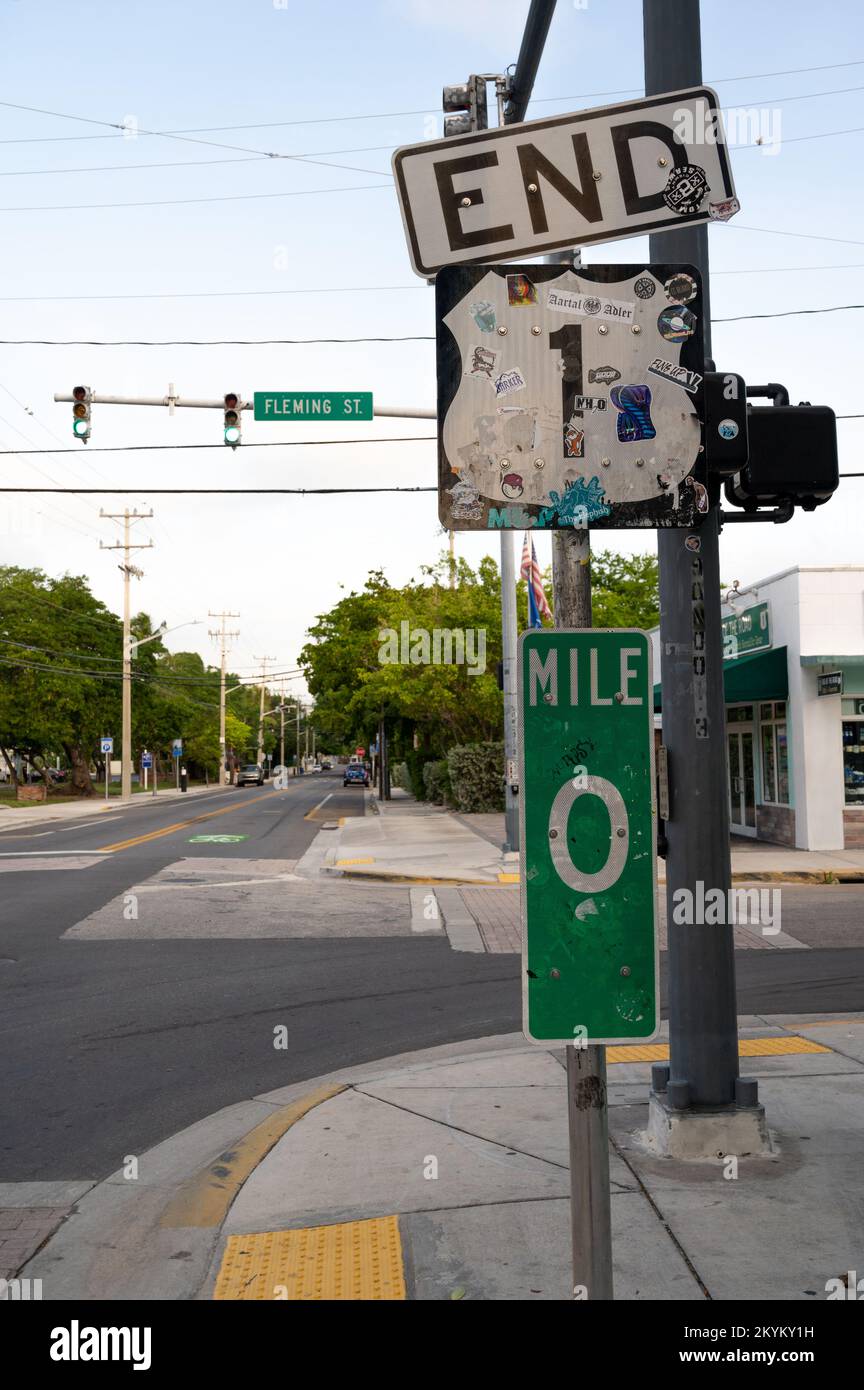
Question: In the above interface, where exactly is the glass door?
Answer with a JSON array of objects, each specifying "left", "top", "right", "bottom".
[{"left": 728, "top": 729, "right": 757, "bottom": 835}]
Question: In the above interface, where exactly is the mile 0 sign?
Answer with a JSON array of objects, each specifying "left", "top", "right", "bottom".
[
  {"left": 437, "top": 262, "right": 707, "bottom": 530},
  {"left": 519, "top": 629, "right": 658, "bottom": 1045}
]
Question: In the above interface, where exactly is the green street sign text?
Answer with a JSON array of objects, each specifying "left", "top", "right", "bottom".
[
  {"left": 519, "top": 629, "right": 658, "bottom": 1045},
  {"left": 253, "top": 392, "right": 373, "bottom": 422}
]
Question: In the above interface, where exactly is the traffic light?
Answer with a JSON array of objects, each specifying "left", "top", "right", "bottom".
[
  {"left": 724, "top": 403, "right": 838, "bottom": 512},
  {"left": 223, "top": 392, "right": 241, "bottom": 448},
  {"left": 442, "top": 76, "right": 488, "bottom": 137},
  {"left": 72, "top": 386, "right": 91, "bottom": 442}
]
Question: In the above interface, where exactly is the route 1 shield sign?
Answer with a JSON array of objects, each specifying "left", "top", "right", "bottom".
[
  {"left": 437, "top": 262, "right": 707, "bottom": 530},
  {"left": 519, "top": 629, "right": 658, "bottom": 1045}
]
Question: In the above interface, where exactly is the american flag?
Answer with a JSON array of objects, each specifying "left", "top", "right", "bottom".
[{"left": 519, "top": 533, "right": 552, "bottom": 628}]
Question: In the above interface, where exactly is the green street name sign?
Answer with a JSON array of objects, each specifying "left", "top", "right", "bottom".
[
  {"left": 253, "top": 392, "right": 373, "bottom": 422},
  {"left": 722, "top": 601, "right": 770, "bottom": 659},
  {"left": 518, "top": 629, "right": 658, "bottom": 1045}
]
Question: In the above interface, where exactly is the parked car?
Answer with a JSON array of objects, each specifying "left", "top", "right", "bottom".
[
  {"left": 343, "top": 764, "right": 370, "bottom": 787},
  {"left": 236, "top": 763, "right": 264, "bottom": 787}
]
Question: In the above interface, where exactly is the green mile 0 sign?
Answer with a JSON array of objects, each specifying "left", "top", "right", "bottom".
[{"left": 518, "top": 629, "right": 658, "bottom": 1045}]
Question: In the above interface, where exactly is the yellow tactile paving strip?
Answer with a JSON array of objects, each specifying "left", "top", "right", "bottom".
[
  {"left": 607, "top": 1035, "right": 831, "bottom": 1064},
  {"left": 214, "top": 1216, "right": 406, "bottom": 1300}
]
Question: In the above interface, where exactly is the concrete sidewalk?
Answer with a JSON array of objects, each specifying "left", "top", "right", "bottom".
[
  {"left": 0, "top": 782, "right": 230, "bottom": 833},
  {"left": 324, "top": 791, "right": 864, "bottom": 886},
  {"left": 20, "top": 1014, "right": 864, "bottom": 1300}
]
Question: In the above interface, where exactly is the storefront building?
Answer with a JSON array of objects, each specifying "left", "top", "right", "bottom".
[{"left": 652, "top": 566, "right": 864, "bottom": 851}]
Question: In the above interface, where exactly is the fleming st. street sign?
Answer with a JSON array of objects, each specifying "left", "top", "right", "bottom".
[
  {"left": 519, "top": 629, "right": 658, "bottom": 1045},
  {"left": 253, "top": 392, "right": 373, "bottom": 422},
  {"left": 393, "top": 87, "right": 737, "bottom": 277}
]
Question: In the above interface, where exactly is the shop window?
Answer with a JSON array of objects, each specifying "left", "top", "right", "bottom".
[
  {"left": 843, "top": 720, "right": 864, "bottom": 807},
  {"left": 760, "top": 702, "right": 789, "bottom": 805},
  {"left": 727, "top": 705, "right": 753, "bottom": 723}
]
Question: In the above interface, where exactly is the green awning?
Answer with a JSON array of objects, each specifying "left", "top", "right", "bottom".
[{"left": 654, "top": 645, "right": 788, "bottom": 712}]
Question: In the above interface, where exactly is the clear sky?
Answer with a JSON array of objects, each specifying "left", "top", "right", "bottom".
[{"left": 2, "top": 0, "right": 862, "bottom": 695}]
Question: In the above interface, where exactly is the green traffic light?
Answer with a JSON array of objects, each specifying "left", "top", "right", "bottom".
[
  {"left": 224, "top": 425, "right": 241, "bottom": 446},
  {"left": 73, "top": 419, "right": 90, "bottom": 437}
]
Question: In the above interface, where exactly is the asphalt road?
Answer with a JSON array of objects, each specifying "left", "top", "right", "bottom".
[{"left": 1, "top": 775, "right": 863, "bottom": 1182}]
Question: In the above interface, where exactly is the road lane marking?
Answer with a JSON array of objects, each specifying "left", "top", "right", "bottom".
[
  {"left": 98, "top": 790, "right": 279, "bottom": 852},
  {"left": 304, "top": 793, "right": 334, "bottom": 821},
  {"left": 0, "top": 849, "right": 110, "bottom": 856},
  {"left": 160, "top": 1084, "right": 344, "bottom": 1229}
]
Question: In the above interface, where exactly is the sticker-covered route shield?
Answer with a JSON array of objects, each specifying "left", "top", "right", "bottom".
[
  {"left": 519, "top": 629, "right": 658, "bottom": 1045},
  {"left": 437, "top": 262, "right": 707, "bottom": 529}
]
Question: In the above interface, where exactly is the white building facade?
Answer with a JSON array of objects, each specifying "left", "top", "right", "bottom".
[{"left": 652, "top": 566, "right": 864, "bottom": 851}]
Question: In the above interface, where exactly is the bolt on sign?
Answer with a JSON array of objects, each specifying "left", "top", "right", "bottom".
[
  {"left": 437, "top": 262, "right": 707, "bottom": 530},
  {"left": 519, "top": 629, "right": 658, "bottom": 1045},
  {"left": 393, "top": 88, "right": 737, "bottom": 278}
]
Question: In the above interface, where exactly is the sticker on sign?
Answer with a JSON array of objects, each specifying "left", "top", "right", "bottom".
[
  {"left": 518, "top": 628, "right": 658, "bottom": 1045},
  {"left": 393, "top": 87, "right": 736, "bottom": 277}
]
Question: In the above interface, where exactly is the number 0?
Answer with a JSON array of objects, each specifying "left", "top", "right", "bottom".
[{"left": 548, "top": 775, "right": 629, "bottom": 894}]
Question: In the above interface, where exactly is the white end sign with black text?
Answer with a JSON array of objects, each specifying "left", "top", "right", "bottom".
[{"left": 393, "top": 87, "right": 737, "bottom": 278}]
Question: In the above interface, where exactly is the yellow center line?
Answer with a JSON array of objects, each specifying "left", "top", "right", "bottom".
[{"left": 98, "top": 790, "right": 281, "bottom": 852}]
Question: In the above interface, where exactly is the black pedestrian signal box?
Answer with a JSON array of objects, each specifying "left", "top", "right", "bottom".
[
  {"left": 726, "top": 405, "right": 838, "bottom": 511},
  {"left": 704, "top": 371, "right": 748, "bottom": 476}
]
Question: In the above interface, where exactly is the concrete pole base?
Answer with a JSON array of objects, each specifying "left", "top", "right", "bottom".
[{"left": 646, "top": 1091, "right": 773, "bottom": 1160}]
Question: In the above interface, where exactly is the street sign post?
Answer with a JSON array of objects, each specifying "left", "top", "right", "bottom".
[
  {"left": 394, "top": 87, "right": 737, "bottom": 278},
  {"left": 101, "top": 737, "right": 113, "bottom": 800},
  {"left": 253, "top": 392, "right": 373, "bottom": 422},
  {"left": 172, "top": 739, "right": 183, "bottom": 758},
  {"left": 519, "top": 628, "right": 658, "bottom": 1044},
  {"left": 437, "top": 261, "right": 707, "bottom": 530}
]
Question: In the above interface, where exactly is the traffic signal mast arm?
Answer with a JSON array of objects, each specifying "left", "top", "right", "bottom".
[{"left": 54, "top": 386, "right": 435, "bottom": 448}]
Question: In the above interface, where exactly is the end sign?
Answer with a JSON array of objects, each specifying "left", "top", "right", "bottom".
[{"left": 519, "top": 629, "right": 658, "bottom": 1045}]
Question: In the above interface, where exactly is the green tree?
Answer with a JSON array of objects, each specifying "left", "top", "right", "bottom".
[
  {"left": 300, "top": 556, "right": 503, "bottom": 758},
  {"left": 0, "top": 567, "right": 123, "bottom": 794},
  {"left": 583, "top": 551, "right": 660, "bottom": 629}
]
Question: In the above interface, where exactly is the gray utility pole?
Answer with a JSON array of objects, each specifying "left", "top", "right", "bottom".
[
  {"left": 99, "top": 509, "right": 153, "bottom": 799},
  {"left": 209, "top": 610, "right": 240, "bottom": 788},
  {"left": 255, "top": 656, "right": 276, "bottom": 766},
  {"left": 296, "top": 700, "right": 302, "bottom": 770},
  {"left": 644, "top": 0, "right": 747, "bottom": 1113},
  {"left": 279, "top": 684, "right": 286, "bottom": 773},
  {"left": 496, "top": 0, "right": 560, "bottom": 854}
]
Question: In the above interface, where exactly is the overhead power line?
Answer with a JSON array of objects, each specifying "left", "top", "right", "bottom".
[
  {"left": 1, "top": 262, "right": 863, "bottom": 304},
  {"left": 4, "top": 302, "right": 864, "bottom": 348},
  {"left": 0, "top": 436, "right": 436, "bottom": 455},
  {"left": 1, "top": 58, "right": 862, "bottom": 145},
  {"left": 0, "top": 333, "right": 432, "bottom": 346},
  {"left": 0, "top": 486, "right": 439, "bottom": 495},
  {"left": 0, "top": 181, "right": 392, "bottom": 214},
  {"left": 0, "top": 99, "right": 393, "bottom": 178}
]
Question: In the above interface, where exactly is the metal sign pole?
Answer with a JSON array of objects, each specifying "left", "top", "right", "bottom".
[{"left": 551, "top": 528, "right": 614, "bottom": 1302}]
